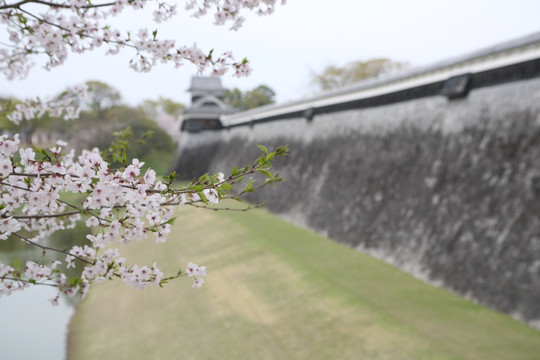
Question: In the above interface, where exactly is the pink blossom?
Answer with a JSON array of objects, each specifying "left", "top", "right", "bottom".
[
  {"left": 0, "top": 0, "right": 287, "bottom": 304},
  {"left": 0, "top": 158, "right": 12, "bottom": 177},
  {"left": 192, "top": 278, "right": 205, "bottom": 288},
  {"left": 203, "top": 188, "right": 220, "bottom": 204},
  {"left": 49, "top": 295, "right": 59, "bottom": 306},
  {"left": 186, "top": 262, "right": 199, "bottom": 277}
]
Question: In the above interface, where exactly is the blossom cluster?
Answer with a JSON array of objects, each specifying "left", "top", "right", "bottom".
[
  {"left": 6, "top": 84, "right": 88, "bottom": 125},
  {"left": 0, "top": 133, "right": 227, "bottom": 302},
  {"left": 0, "top": 126, "right": 286, "bottom": 304},
  {"left": 186, "top": 261, "right": 206, "bottom": 288},
  {"left": 0, "top": 0, "right": 288, "bottom": 307},
  {"left": 0, "top": 0, "right": 285, "bottom": 80}
]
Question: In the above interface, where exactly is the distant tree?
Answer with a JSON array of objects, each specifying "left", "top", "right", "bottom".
[
  {"left": 0, "top": 97, "right": 66, "bottom": 145},
  {"left": 312, "top": 58, "right": 410, "bottom": 91},
  {"left": 242, "top": 85, "right": 276, "bottom": 110},
  {"left": 224, "top": 84, "right": 276, "bottom": 111},
  {"left": 85, "top": 80, "right": 122, "bottom": 117},
  {"left": 223, "top": 88, "right": 244, "bottom": 109},
  {"left": 158, "top": 97, "right": 185, "bottom": 116},
  {"left": 42, "top": 100, "right": 175, "bottom": 175},
  {"left": 139, "top": 97, "right": 185, "bottom": 118},
  {"left": 0, "top": 98, "right": 18, "bottom": 134}
]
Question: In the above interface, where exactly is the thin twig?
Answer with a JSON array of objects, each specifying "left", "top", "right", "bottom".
[
  {"left": 0, "top": 276, "right": 61, "bottom": 288},
  {"left": 0, "top": 0, "right": 118, "bottom": 11},
  {"left": 187, "top": 201, "right": 266, "bottom": 212},
  {"left": 5, "top": 211, "right": 80, "bottom": 219},
  {"left": 12, "top": 232, "right": 94, "bottom": 266}
]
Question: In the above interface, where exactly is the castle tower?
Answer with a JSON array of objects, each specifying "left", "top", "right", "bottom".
[{"left": 181, "top": 76, "right": 236, "bottom": 132}]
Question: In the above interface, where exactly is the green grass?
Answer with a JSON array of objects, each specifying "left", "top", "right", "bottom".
[{"left": 67, "top": 205, "right": 540, "bottom": 360}]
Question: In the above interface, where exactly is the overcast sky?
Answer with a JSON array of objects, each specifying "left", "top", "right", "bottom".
[{"left": 2, "top": 0, "right": 540, "bottom": 106}]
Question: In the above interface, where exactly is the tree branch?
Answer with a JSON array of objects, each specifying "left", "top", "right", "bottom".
[
  {"left": 0, "top": 0, "right": 118, "bottom": 11},
  {"left": 11, "top": 232, "right": 95, "bottom": 266},
  {"left": 4, "top": 211, "right": 80, "bottom": 219}
]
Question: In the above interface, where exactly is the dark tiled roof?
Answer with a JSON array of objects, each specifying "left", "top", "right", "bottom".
[{"left": 188, "top": 76, "right": 225, "bottom": 92}]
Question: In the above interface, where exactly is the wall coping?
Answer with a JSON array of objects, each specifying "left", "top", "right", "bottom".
[{"left": 222, "top": 31, "right": 540, "bottom": 127}]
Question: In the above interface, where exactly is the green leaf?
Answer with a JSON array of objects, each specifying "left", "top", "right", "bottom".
[
  {"left": 243, "top": 179, "right": 256, "bottom": 193},
  {"left": 12, "top": 257, "right": 20, "bottom": 270},
  {"left": 69, "top": 276, "right": 83, "bottom": 287},
  {"left": 257, "top": 144, "right": 269, "bottom": 154},
  {"left": 17, "top": 13, "right": 27, "bottom": 25},
  {"left": 266, "top": 152, "right": 276, "bottom": 162},
  {"left": 190, "top": 185, "right": 204, "bottom": 192},
  {"left": 230, "top": 166, "right": 241, "bottom": 177},
  {"left": 198, "top": 173, "right": 210, "bottom": 183},
  {"left": 219, "top": 183, "right": 233, "bottom": 192},
  {"left": 217, "top": 183, "right": 233, "bottom": 197},
  {"left": 275, "top": 145, "right": 289, "bottom": 156},
  {"left": 197, "top": 191, "right": 209, "bottom": 205},
  {"left": 165, "top": 217, "right": 177, "bottom": 225},
  {"left": 259, "top": 169, "right": 273, "bottom": 179}
]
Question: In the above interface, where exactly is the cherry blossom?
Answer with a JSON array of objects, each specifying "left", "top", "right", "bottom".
[
  {"left": 6, "top": 84, "right": 87, "bottom": 125},
  {"left": 0, "top": 0, "right": 286, "bottom": 80},
  {"left": 0, "top": 0, "right": 289, "bottom": 304},
  {"left": 0, "top": 129, "right": 287, "bottom": 300}
]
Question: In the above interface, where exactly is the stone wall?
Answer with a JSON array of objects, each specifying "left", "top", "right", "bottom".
[{"left": 174, "top": 78, "right": 540, "bottom": 327}]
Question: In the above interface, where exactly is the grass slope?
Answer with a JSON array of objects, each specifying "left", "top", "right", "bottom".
[{"left": 68, "top": 206, "right": 540, "bottom": 360}]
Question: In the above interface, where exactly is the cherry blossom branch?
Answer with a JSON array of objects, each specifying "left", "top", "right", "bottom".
[
  {"left": 11, "top": 232, "right": 95, "bottom": 266},
  {"left": 5, "top": 211, "right": 80, "bottom": 219},
  {"left": 187, "top": 201, "right": 267, "bottom": 212},
  {"left": 0, "top": 181, "right": 31, "bottom": 192},
  {"left": 0, "top": 0, "right": 287, "bottom": 304},
  {"left": 0, "top": 0, "right": 119, "bottom": 10},
  {"left": 0, "top": 0, "right": 283, "bottom": 79},
  {"left": 0, "top": 135, "right": 286, "bottom": 302},
  {"left": 0, "top": 275, "right": 73, "bottom": 288}
]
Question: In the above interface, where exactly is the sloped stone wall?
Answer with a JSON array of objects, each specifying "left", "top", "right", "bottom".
[{"left": 175, "top": 78, "right": 540, "bottom": 327}]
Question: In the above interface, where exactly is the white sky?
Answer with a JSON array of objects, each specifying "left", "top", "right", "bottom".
[{"left": 2, "top": 0, "right": 540, "bottom": 106}]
